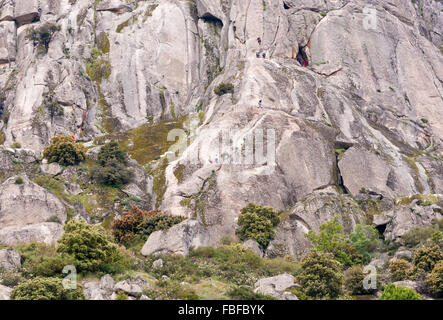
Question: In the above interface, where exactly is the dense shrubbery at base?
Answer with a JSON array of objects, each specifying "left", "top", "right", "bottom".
[
  {"left": 10, "top": 277, "right": 84, "bottom": 300},
  {"left": 389, "top": 259, "right": 412, "bottom": 282},
  {"left": 426, "top": 260, "right": 443, "bottom": 298},
  {"left": 57, "top": 220, "right": 132, "bottom": 274},
  {"left": 144, "top": 244, "right": 300, "bottom": 286},
  {"left": 296, "top": 250, "right": 344, "bottom": 299},
  {"left": 378, "top": 283, "right": 423, "bottom": 300},
  {"left": 344, "top": 265, "right": 377, "bottom": 295}
]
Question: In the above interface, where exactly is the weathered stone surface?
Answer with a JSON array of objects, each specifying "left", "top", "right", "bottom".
[
  {"left": 152, "top": 259, "right": 163, "bottom": 269},
  {"left": 40, "top": 162, "right": 63, "bottom": 176},
  {"left": 141, "top": 219, "right": 210, "bottom": 256},
  {"left": 0, "top": 248, "right": 21, "bottom": 272},
  {"left": 83, "top": 274, "right": 115, "bottom": 300},
  {"left": 14, "top": 0, "right": 39, "bottom": 26},
  {"left": 383, "top": 202, "right": 442, "bottom": 241},
  {"left": 241, "top": 239, "right": 263, "bottom": 258},
  {"left": 114, "top": 277, "right": 148, "bottom": 297},
  {"left": 0, "top": 284, "right": 12, "bottom": 300},
  {"left": 0, "top": 222, "right": 64, "bottom": 246},
  {"left": 0, "top": 176, "right": 67, "bottom": 228},
  {"left": 0, "top": 21, "right": 15, "bottom": 63},
  {"left": 254, "top": 274, "right": 299, "bottom": 300},
  {"left": 266, "top": 189, "right": 367, "bottom": 260}
]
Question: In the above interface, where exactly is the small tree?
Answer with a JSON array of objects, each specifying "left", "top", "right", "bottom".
[
  {"left": 306, "top": 217, "right": 361, "bottom": 268},
  {"left": 214, "top": 82, "right": 234, "bottom": 96},
  {"left": 378, "top": 283, "right": 422, "bottom": 300},
  {"left": 349, "top": 224, "right": 379, "bottom": 264},
  {"left": 296, "top": 250, "right": 344, "bottom": 299},
  {"left": 345, "top": 265, "right": 377, "bottom": 295},
  {"left": 426, "top": 261, "right": 443, "bottom": 298},
  {"left": 236, "top": 203, "right": 279, "bottom": 249},
  {"left": 57, "top": 220, "right": 124, "bottom": 273},
  {"left": 91, "top": 141, "right": 133, "bottom": 187},
  {"left": 389, "top": 259, "right": 412, "bottom": 282},
  {"left": 43, "top": 135, "right": 87, "bottom": 166},
  {"left": 10, "top": 277, "right": 84, "bottom": 300}
]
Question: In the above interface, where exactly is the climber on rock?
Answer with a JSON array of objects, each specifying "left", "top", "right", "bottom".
[
  {"left": 256, "top": 50, "right": 261, "bottom": 58},
  {"left": 257, "top": 37, "right": 262, "bottom": 46},
  {"left": 258, "top": 100, "right": 263, "bottom": 108},
  {"left": 262, "top": 52, "right": 267, "bottom": 59}
]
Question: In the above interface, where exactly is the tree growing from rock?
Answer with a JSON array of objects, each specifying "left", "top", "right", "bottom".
[
  {"left": 236, "top": 203, "right": 280, "bottom": 249},
  {"left": 296, "top": 250, "right": 344, "bottom": 299},
  {"left": 43, "top": 135, "right": 87, "bottom": 166}
]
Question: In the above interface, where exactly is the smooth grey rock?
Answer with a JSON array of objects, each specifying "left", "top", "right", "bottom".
[
  {"left": 141, "top": 219, "right": 210, "bottom": 256},
  {"left": 114, "top": 277, "right": 148, "bottom": 297},
  {"left": 241, "top": 239, "right": 264, "bottom": 258},
  {"left": 254, "top": 274, "right": 299, "bottom": 300},
  {"left": 152, "top": 259, "right": 163, "bottom": 269},
  {"left": 40, "top": 162, "right": 63, "bottom": 176},
  {"left": 0, "top": 222, "right": 64, "bottom": 246},
  {"left": 0, "top": 248, "right": 21, "bottom": 273},
  {"left": 0, "top": 284, "right": 12, "bottom": 300}
]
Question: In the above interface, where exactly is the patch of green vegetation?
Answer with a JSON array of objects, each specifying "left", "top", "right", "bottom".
[
  {"left": 394, "top": 194, "right": 438, "bottom": 207},
  {"left": 116, "top": 18, "right": 132, "bottom": 33},
  {"left": 173, "top": 164, "right": 186, "bottom": 184},
  {"left": 151, "top": 157, "right": 169, "bottom": 209},
  {"left": 97, "top": 32, "right": 110, "bottom": 54}
]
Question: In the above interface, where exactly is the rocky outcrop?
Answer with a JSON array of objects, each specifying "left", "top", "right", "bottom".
[
  {"left": 0, "top": 248, "right": 21, "bottom": 272},
  {"left": 0, "top": 176, "right": 66, "bottom": 245},
  {"left": 266, "top": 188, "right": 368, "bottom": 259},
  {"left": 254, "top": 274, "right": 299, "bottom": 300},
  {"left": 241, "top": 239, "right": 263, "bottom": 258},
  {"left": 141, "top": 219, "right": 210, "bottom": 256},
  {"left": 83, "top": 275, "right": 150, "bottom": 300}
]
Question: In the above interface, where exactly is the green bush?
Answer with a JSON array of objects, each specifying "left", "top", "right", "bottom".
[
  {"left": 214, "top": 82, "right": 234, "bottom": 96},
  {"left": 0, "top": 271, "right": 24, "bottom": 287},
  {"left": 401, "top": 225, "right": 437, "bottom": 248},
  {"left": 389, "top": 259, "right": 412, "bottom": 282},
  {"left": 90, "top": 160, "right": 134, "bottom": 187},
  {"left": 17, "top": 242, "right": 73, "bottom": 278},
  {"left": 236, "top": 203, "right": 279, "bottom": 249},
  {"left": 306, "top": 217, "right": 362, "bottom": 268},
  {"left": 344, "top": 265, "right": 377, "bottom": 295},
  {"left": 10, "top": 277, "right": 84, "bottom": 300},
  {"left": 11, "top": 142, "right": 21, "bottom": 149},
  {"left": 378, "top": 283, "right": 422, "bottom": 300},
  {"left": 91, "top": 141, "right": 134, "bottom": 187},
  {"left": 412, "top": 245, "right": 443, "bottom": 273},
  {"left": 97, "top": 141, "right": 128, "bottom": 166},
  {"left": 56, "top": 220, "right": 129, "bottom": 273},
  {"left": 26, "top": 23, "right": 61, "bottom": 55},
  {"left": 349, "top": 224, "right": 379, "bottom": 264},
  {"left": 426, "top": 260, "right": 443, "bottom": 298},
  {"left": 15, "top": 177, "right": 24, "bottom": 185},
  {"left": 296, "top": 250, "right": 344, "bottom": 299},
  {"left": 43, "top": 135, "right": 87, "bottom": 166}
]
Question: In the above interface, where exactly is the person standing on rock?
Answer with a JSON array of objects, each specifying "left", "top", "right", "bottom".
[
  {"left": 257, "top": 37, "right": 262, "bottom": 46},
  {"left": 258, "top": 100, "right": 263, "bottom": 108}
]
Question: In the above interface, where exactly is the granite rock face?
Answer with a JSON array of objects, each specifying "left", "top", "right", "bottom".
[{"left": 0, "top": 0, "right": 441, "bottom": 253}]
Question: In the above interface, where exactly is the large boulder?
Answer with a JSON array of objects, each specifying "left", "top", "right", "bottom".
[
  {"left": 241, "top": 239, "right": 264, "bottom": 258},
  {"left": 14, "top": 0, "right": 39, "bottom": 26},
  {"left": 83, "top": 274, "right": 115, "bottom": 300},
  {"left": 254, "top": 274, "right": 299, "bottom": 300},
  {"left": 141, "top": 219, "right": 210, "bottom": 256},
  {"left": 0, "top": 248, "right": 21, "bottom": 273},
  {"left": 0, "top": 21, "right": 16, "bottom": 64},
  {"left": 0, "top": 222, "right": 64, "bottom": 246},
  {"left": 0, "top": 284, "right": 12, "bottom": 300},
  {"left": 0, "top": 176, "right": 67, "bottom": 228},
  {"left": 114, "top": 277, "right": 148, "bottom": 298}
]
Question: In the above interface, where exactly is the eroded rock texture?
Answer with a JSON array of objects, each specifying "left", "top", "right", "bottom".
[{"left": 0, "top": 0, "right": 441, "bottom": 255}]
